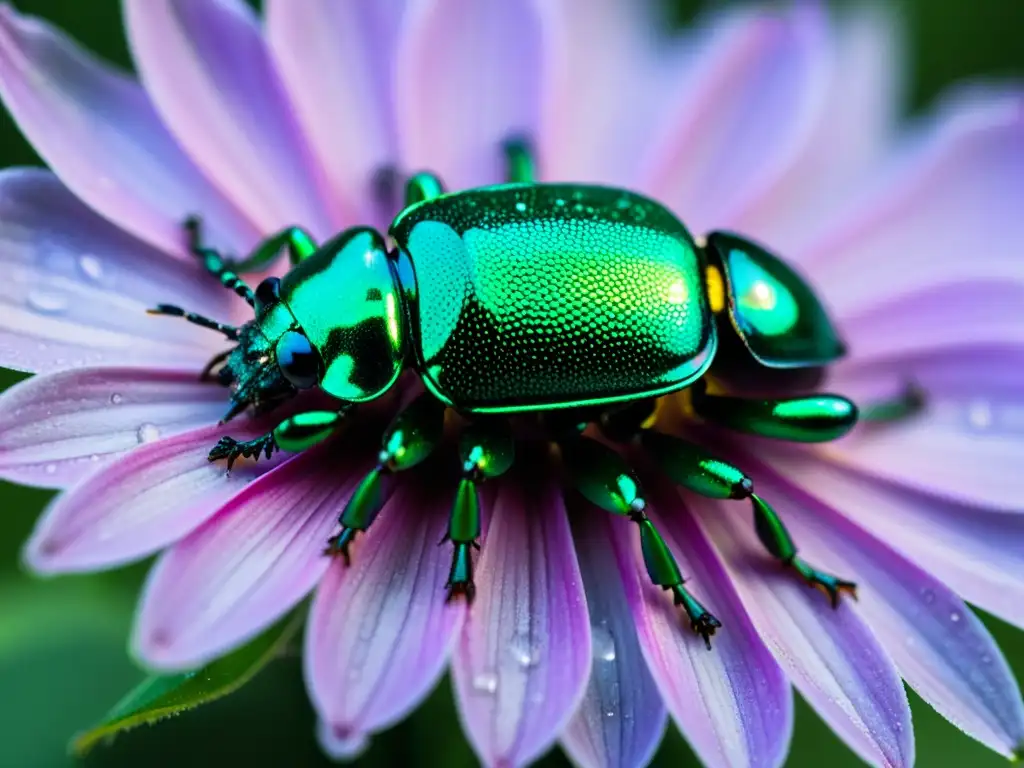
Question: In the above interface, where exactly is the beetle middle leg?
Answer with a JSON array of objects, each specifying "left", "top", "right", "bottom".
[
  {"left": 209, "top": 407, "right": 352, "bottom": 470},
  {"left": 562, "top": 434, "right": 722, "bottom": 649}
]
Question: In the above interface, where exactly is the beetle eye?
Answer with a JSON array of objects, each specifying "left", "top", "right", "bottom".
[
  {"left": 275, "top": 331, "right": 320, "bottom": 389},
  {"left": 254, "top": 277, "right": 281, "bottom": 313}
]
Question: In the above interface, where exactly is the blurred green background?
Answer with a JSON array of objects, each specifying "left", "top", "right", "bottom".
[{"left": 0, "top": 0, "right": 1022, "bottom": 765}]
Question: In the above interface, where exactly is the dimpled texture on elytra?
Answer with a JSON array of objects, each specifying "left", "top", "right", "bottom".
[{"left": 390, "top": 184, "right": 714, "bottom": 412}]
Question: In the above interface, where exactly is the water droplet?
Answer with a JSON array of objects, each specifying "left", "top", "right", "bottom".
[
  {"left": 950, "top": 611, "right": 961, "bottom": 623},
  {"left": 472, "top": 672, "right": 498, "bottom": 694},
  {"left": 604, "top": 709, "right": 617, "bottom": 718},
  {"left": 27, "top": 289, "right": 67, "bottom": 314},
  {"left": 136, "top": 423, "right": 161, "bottom": 444},
  {"left": 78, "top": 254, "right": 104, "bottom": 283},
  {"left": 591, "top": 625, "right": 617, "bottom": 662},
  {"left": 981, "top": 653, "right": 993, "bottom": 665},
  {"left": 89, "top": 454, "right": 100, "bottom": 463},
  {"left": 921, "top": 588, "right": 936, "bottom": 605},
  {"left": 508, "top": 634, "right": 540, "bottom": 668},
  {"left": 44, "top": 463, "right": 56, "bottom": 475},
  {"left": 109, "top": 393, "right": 123, "bottom": 405},
  {"left": 967, "top": 400, "right": 993, "bottom": 430}
]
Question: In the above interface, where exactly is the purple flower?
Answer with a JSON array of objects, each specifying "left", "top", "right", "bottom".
[{"left": 0, "top": 1, "right": 1022, "bottom": 766}]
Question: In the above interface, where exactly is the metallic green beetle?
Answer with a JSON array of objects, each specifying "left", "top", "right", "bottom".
[{"left": 153, "top": 140, "right": 914, "bottom": 648}]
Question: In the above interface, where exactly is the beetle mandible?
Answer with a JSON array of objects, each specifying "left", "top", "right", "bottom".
[{"left": 152, "top": 139, "right": 920, "bottom": 648}]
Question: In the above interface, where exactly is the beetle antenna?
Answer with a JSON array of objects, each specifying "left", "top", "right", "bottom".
[{"left": 147, "top": 304, "right": 240, "bottom": 340}]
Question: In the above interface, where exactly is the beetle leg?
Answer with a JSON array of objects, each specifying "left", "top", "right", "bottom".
[
  {"left": 325, "top": 394, "right": 445, "bottom": 561},
  {"left": 689, "top": 379, "right": 858, "bottom": 443},
  {"left": 404, "top": 172, "right": 446, "bottom": 207},
  {"left": 639, "top": 429, "right": 857, "bottom": 607},
  {"left": 562, "top": 435, "right": 721, "bottom": 649},
  {"left": 502, "top": 135, "right": 536, "bottom": 183},
  {"left": 443, "top": 419, "right": 515, "bottom": 603},
  {"left": 208, "top": 407, "right": 351, "bottom": 470}
]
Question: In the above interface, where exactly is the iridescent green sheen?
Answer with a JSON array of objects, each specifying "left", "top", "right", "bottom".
[
  {"left": 380, "top": 394, "right": 445, "bottom": 471},
  {"left": 640, "top": 429, "right": 752, "bottom": 499},
  {"left": 391, "top": 184, "right": 716, "bottom": 413},
  {"left": 637, "top": 518, "right": 682, "bottom": 587},
  {"left": 273, "top": 410, "right": 346, "bottom": 452},
  {"left": 562, "top": 437, "right": 644, "bottom": 516},
  {"left": 458, "top": 421, "right": 515, "bottom": 479},
  {"left": 706, "top": 231, "right": 845, "bottom": 368},
  {"left": 449, "top": 477, "right": 481, "bottom": 543},
  {"left": 750, "top": 493, "right": 797, "bottom": 561},
  {"left": 405, "top": 172, "right": 445, "bottom": 206},
  {"left": 339, "top": 468, "right": 384, "bottom": 531},
  {"left": 692, "top": 388, "right": 858, "bottom": 442},
  {"left": 281, "top": 228, "right": 404, "bottom": 402}
]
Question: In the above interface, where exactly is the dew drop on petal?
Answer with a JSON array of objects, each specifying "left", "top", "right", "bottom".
[
  {"left": 27, "top": 289, "right": 68, "bottom": 315},
  {"left": 591, "top": 624, "right": 617, "bottom": 662},
  {"left": 89, "top": 454, "right": 100, "bottom": 462},
  {"left": 78, "top": 254, "right": 104, "bottom": 283},
  {"left": 136, "top": 423, "right": 161, "bottom": 444},
  {"left": 44, "top": 463, "right": 56, "bottom": 475},
  {"left": 109, "top": 393, "right": 123, "bottom": 405},
  {"left": 508, "top": 633, "right": 540, "bottom": 668},
  {"left": 981, "top": 653, "right": 993, "bottom": 665},
  {"left": 921, "top": 588, "right": 936, "bottom": 605},
  {"left": 950, "top": 611, "right": 962, "bottom": 623},
  {"left": 967, "top": 400, "right": 994, "bottom": 430},
  {"left": 472, "top": 671, "right": 498, "bottom": 694}
]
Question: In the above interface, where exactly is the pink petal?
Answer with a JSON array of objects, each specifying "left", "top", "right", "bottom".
[
  {"left": 451, "top": 459, "right": 591, "bottom": 767},
  {"left": 624, "top": 479, "right": 794, "bottom": 768},
  {"left": 134, "top": 445, "right": 368, "bottom": 670},
  {"left": 266, "top": 0, "right": 405, "bottom": 229},
  {"left": 743, "top": 453, "right": 1024, "bottom": 758},
  {"left": 124, "top": 0, "right": 331, "bottom": 238},
  {"left": 0, "top": 367, "right": 224, "bottom": 488},
  {"left": 23, "top": 417, "right": 286, "bottom": 574},
  {"left": 560, "top": 506, "right": 669, "bottom": 768},
  {"left": 765, "top": 449, "right": 1024, "bottom": 632},
  {"left": 316, "top": 721, "right": 370, "bottom": 761},
  {"left": 824, "top": 346, "right": 1024, "bottom": 510},
  {"left": 639, "top": 4, "right": 829, "bottom": 236},
  {"left": 539, "top": 0, "right": 684, "bottom": 186},
  {"left": 305, "top": 476, "right": 466, "bottom": 739},
  {"left": 395, "top": 0, "right": 544, "bottom": 190},
  {"left": 693, "top": 496, "right": 914, "bottom": 767},
  {"left": 0, "top": 169, "right": 234, "bottom": 374},
  {"left": 797, "top": 89, "right": 1024, "bottom": 316},
  {"left": 0, "top": 4, "right": 257, "bottom": 257}
]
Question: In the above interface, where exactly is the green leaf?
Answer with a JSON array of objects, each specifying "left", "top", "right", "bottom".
[{"left": 72, "top": 611, "right": 303, "bottom": 757}]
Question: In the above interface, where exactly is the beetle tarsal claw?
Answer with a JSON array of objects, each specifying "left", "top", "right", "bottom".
[
  {"left": 792, "top": 558, "right": 858, "bottom": 608},
  {"left": 323, "top": 528, "right": 359, "bottom": 565},
  {"left": 207, "top": 433, "right": 277, "bottom": 469}
]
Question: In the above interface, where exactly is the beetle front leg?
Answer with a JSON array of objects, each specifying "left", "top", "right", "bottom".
[
  {"left": 325, "top": 394, "right": 445, "bottom": 562},
  {"left": 690, "top": 379, "right": 858, "bottom": 443},
  {"left": 562, "top": 435, "right": 721, "bottom": 649},
  {"left": 208, "top": 408, "right": 350, "bottom": 470},
  {"left": 443, "top": 419, "right": 515, "bottom": 602},
  {"left": 640, "top": 429, "right": 857, "bottom": 606}
]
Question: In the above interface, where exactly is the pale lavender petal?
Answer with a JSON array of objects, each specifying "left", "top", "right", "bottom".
[
  {"left": 0, "top": 4, "right": 257, "bottom": 257},
  {"left": 316, "top": 721, "right": 370, "bottom": 762},
  {"left": 0, "top": 168, "right": 234, "bottom": 374},
  {"left": 540, "top": 0, "right": 683, "bottom": 186},
  {"left": 797, "top": 89, "right": 1024, "bottom": 314},
  {"left": 561, "top": 506, "right": 668, "bottom": 768},
  {"left": 395, "top": 0, "right": 544, "bottom": 191},
  {"left": 451, "top": 460, "right": 590, "bottom": 767},
  {"left": 736, "top": 5, "right": 904, "bottom": 252},
  {"left": 0, "top": 367, "right": 223, "bottom": 488},
  {"left": 306, "top": 477, "right": 465, "bottom": 738},
  {"left": 124, "top": 0, "right": 331, "bottom": 237},
  {"left": 134, "top": 446, "right": 368, "bottom": 670},
  {"left": 639, "top": 4, "right": 829, "bottom": 236},
  {"left": 23, "top": 417, "right": 286, "bottom": 574},
  {"left": 743, "top": 453, "right": 1024, "bottom": 758},
  {"left": 624, "top": 478, "right": 793, "bottom": 768},
  {"left": 266, "top": 0, "right": 405, "bottom": 229},
  {"left": 765, "top": 449, "right": 1024, "bottom": 631},
  {"left": 824, "top": 346, "right": 1024, "bottom": 510},
  {"left": 693, "top": 495, "right": 914, "bottom": 767}
]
